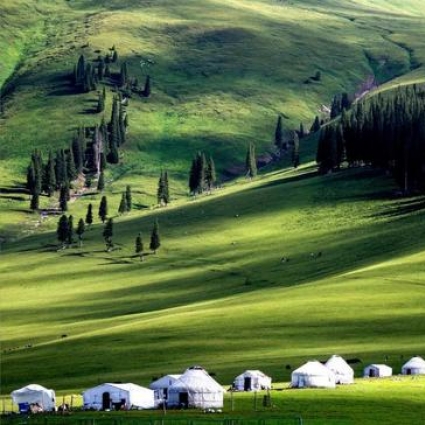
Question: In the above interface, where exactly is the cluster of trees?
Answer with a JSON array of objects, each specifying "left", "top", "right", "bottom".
[
  {"left": 274, "top": 115, "right": 302, "bottom": 168},
  {"left": 26, "top": 148, "right": 80, "bottom": 211},
  {"left": 57, "top": 203, "right": 161, "bottom": 257},
  {"left": 189, "top": 152, "right": 217, "bottom": 195},
  {"left": 71, "top": 46, "right": 118, "bottom": 93},
  {"left": 316, "top": 84, "right": 425, "bottom": 191}
]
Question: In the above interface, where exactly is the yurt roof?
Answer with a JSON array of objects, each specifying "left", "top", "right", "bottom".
[
  {"left": 325, "top": 355, "right": 354, "bottom": 373},
  {"left": 170, "top": 367, "right": 224, "bottom": 392},
  {"left": 11, "top": 384, "right": 53, "bottom": 395},
  {"left": 402, "top": 356, "right": 425, "bottom": 368},
  {"left": 293, "top": 360, "right": 335, "bottom": 377}
]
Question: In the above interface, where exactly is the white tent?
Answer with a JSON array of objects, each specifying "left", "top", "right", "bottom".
[
  {"left": 232, "top": 370, "right": 272, "bottom": 391},
  {"left": 291, "top": 361, "right": 336, "bottom": 389},
  {"left": 11, "top": 384, "right": 56, "bottom": 412},
  {"left": 82, "top": 383, "right": 155, "bottom": 410},
  {"left": 167, "top": 366, "right": 225, "bottom": 409},
  {"left": 401, "top": 356, "right": 425, "bottom": 375},
  {"left": 149, "top": 374, "right": 181, "bottom": 401},
  {"left": 363, "top": 364, "right": 392, "bottom": 378},
  {"left": 325, "top": 355, "right": 354, "bottom": 384}
]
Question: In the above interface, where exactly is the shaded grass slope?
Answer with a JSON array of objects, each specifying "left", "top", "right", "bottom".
[{"left": 2, "top": 166, "right": 425, "bottom": 393}]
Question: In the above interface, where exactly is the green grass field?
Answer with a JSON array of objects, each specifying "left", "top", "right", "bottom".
[{"left": 1, "top": 1, "right": 425, "bottom": 423}]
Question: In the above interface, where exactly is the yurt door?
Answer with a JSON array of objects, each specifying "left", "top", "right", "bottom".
[
  {"left": 369, "top": 369, "right": 376, "bottom": 377},
  {"left": 179, "top": 392, "right": 189, "bottom": 408},
  {"left": 244, "top": 377, "right": 252, "bottom": 391},
  {"left": 102, "top": 392, "right": 111, "bottom": 410}
]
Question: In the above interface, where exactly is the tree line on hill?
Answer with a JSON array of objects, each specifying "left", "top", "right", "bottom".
[{"left": 316, "top": 83, "right": 425, "bottom": 192}]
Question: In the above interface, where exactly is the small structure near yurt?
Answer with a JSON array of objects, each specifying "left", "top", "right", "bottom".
[
  {"left": 232, "top": 370, "right": 272, "bottom": 391},
  {"left": 401, "top": 356, "right": 425, "bottom": 376},
  {"left": 167, "top": 366, "right": 225, "bottom": 409},
  {"left": 325, "top": 355, "right": 354, "bottom": 384},
  {"left": 11, "top": 384, "right": 56, "bottom": 413},
  {"left": 291, "top": 361, "right": 336, "bottom": 389},
  {"left": 149, "top": 374, "right": 181, "bottom": 402},
  {"left": 82, "top": 383, "right": 155, "bottom": 411},
  {"left": 363, "top": 364, "right": 392, "bottom": 378}
]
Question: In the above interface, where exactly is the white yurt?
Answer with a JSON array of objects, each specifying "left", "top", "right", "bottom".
[
  {"left": 232, "top": 370, "right": 272, "bottom": 391},
  {"left": 149, "top": 374, "right": 181, "bottom": 401},
  {"left": 82, "top": 383, "right": 155, "bottom": 410},
  {"left": 363, "top": 364, "right": 392, "bottom": 378},
  {"left": 291, "top": 361, "right": 336, "bottom": 389},
  {"left": 11, "top": 384, "right": 56, "bottom": 412},
  {"left": 325, "top": 355, "right": 354, "bottom": 384},
  {"left": 167, "top": 366, "right": 225, "bottom": 409},
  {"left": 401, "top": 356, "right": 425, "bottom": 375}
]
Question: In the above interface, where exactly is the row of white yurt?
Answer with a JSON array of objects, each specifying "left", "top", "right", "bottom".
[
  {"left": 11, "top": 357, "right": 425, "bottom": 410},
  {"left": 291, "top": 355, "right": 354, "bottom": 389}
]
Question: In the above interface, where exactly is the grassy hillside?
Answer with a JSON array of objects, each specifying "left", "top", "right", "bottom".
[
  {"left": 1, "top": 0, "right": 425, "bottom": 237},
  {"left": 2, "top": 165, "right": 425, "bottom": 392},
  {"left": 2, "top": 1, "right": 425, "bottom": 422}
]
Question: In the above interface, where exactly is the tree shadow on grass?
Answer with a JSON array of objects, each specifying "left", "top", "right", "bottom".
[{"left": 372, "top": 197, "right": 425, "bottom": 218}]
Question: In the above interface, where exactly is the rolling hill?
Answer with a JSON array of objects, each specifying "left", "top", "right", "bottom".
[{"left": 1, "top": 1, "right": 425, "bottom": 421}]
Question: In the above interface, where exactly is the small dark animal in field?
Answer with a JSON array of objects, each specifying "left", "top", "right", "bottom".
[
  {"left": 281, "top": 257, "right": 289, "bottom": 263},
  {"left": 61, "top": 334, "right": 68, "bottom": 338}
]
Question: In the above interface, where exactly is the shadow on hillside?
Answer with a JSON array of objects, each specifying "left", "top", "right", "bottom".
[
  {"left": 132, "top": 203, "right": 150, "bottom": 210},
  {"left": 48, "top": 86, "right": 82, "bottom": 96},
  {"left": 373, "top": 197, "right": 425, "bottom": 218},
  {"left": 0, "top": 186, "right": 28, "bottom": 194},
  {"left": 0, "top": 194, "right": 26, "bottom": 201}
]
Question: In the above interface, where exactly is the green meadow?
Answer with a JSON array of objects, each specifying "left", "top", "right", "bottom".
[{"left": 1, "top": 0, "right": 425, "bottom": 423}]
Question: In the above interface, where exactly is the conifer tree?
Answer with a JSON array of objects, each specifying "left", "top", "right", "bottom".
[
  {"left": 67, "top": 149, "right": 78, "bottom": 182},
  {"left": 299, "top": 122, "right": 306, "bottom": 139},
  {"left": 111, "top": 48, "right": 118, "bottom": 63},
  {"left": 30, "top": 193, "right": 39, "bottom": 211},
  {"left": 157, "top": 171, "right": 169, "bottom": 206},
  {"left": 75, "top": 54, "right": 86, "bottom": 86},
  {"left": 135, "top": 232, "right": 144, "bottom": 261},
  {"left": 59, "top": 184, "right": 69, "bottom": 212},
  {"left": 55, "top": 149, "right": 67, "bottom": 190},
  {"left": 26, "top": 163, "right": 37, "bottom": 195},
  {"left": 206, "top": 157, "right": 216, "bottom": 191},
  {"left": 76, "top": 218, "right": 85, "bottom": 247},
  {"left": 103, "top": 218, "right": 114, "bottom": 251},
  {"left": 85, "top": 203, "right": 93, "bottom": 228},
  {"left": 57, "top": 215, "right": 69, "bottom": 249},
  {"left": 150, "top": 219, "right": 160, "bottom": 254},
  {"left": 245, "top": 143, "right": 257, "bottom": 179},
  {"left": 96, "top": 89, "right": 105, "bottom": 113},
  {"left": 274, "top": 115, "right": 284, "bottom": 150},
  {"left": 67, "top": 215, "right": 74, "bottom": 246},
  {"left": 97, "top": 171, "right": 105, "bottom": 191},
  {"left": 118, "top": 193, "right": 127, "bottom": 214},
  {"left": 98, "top": 195, "right": 108, "bottom": 223},
  {"left": 119, "top": 103, "right": 126, "bottom": 145},
  {"left": 310, "top": 115, "right": 321, "bottom": 133},
  {"left": 125, "top": 185, "right": 132, "bottom": 211},
  {"left": 143, "top": 75, "right": 151, "bottom": 97},
  {"left": 119, "top": 62, "right": 128, "bottom": 87},
  {"left": 292, "top": 131, "right": 300, "bottom": 168}
]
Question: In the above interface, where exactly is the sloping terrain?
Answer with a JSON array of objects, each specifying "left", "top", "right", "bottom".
[{"left": 1, "top": 3, "right": 425, "bottom": 419}]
